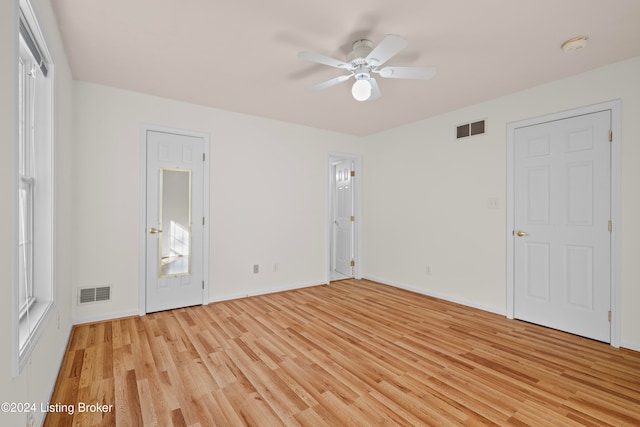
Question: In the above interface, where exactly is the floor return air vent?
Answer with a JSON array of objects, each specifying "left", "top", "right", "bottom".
[{"left": 78, "top": 286, "right": 111, "bottom": 304}]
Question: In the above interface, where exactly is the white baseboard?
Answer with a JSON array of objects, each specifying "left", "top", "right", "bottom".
[
  {"left": 362, "top": 275, "right": 505, "bottom": 316},
  {"left": 620, "top": 341, "right": 640, "bottom": 353},
  {"left": 209, "top": 281, "right": 326, "bottom": 304},
  {"left": 37, "top": 322, "right": 73, "bottom": 427},
  {"left": 72, "top": 309, "right": 140, "bottom": 325},
  {"left": 73, "top": 282, "right": 327, "bottom": 323}
]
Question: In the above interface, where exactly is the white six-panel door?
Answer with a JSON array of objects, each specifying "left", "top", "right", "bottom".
[
  {"left": 146, "top": 130, "right": 205, "bottom": 313},
  {"left": 513, "top": 110, "right": 611, "bottom": 342}
]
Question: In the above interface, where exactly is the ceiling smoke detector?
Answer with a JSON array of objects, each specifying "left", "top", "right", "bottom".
[{"left": 561, "top": 36, "right": 588, "bottom": 53}]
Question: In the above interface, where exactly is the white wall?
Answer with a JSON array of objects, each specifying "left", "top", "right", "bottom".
[
  {"left": 72, "top": 82, "right": 364, "bottom": 322},
  {"left": 0, "top": 0, "right": 74, "bottom": 426},
  {"left": 362, "top": 57, "right": 640, "bottom": 350}
]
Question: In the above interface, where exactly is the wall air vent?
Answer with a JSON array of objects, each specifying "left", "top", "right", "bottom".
[
  {"left": 456, "top": 120, "right": 486, "bottom": 140},
  {"left": 78, "top": 286, "right": 111, "bottom": 304}
]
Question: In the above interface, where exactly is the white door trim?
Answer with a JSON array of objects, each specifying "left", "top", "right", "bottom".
[
  {"left": 139, "top": 124, "right": 210, "bottom": 315},
  {"left": 327, "top": 152, "right": 362, "bottom": 283},
  {"left": 506, "top": 100, "right": 621, "bottom": 347}
]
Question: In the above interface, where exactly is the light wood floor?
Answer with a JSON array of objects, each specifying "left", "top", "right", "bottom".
[{"left": 46, "top": 279, "right": 640, "bottom": 426}]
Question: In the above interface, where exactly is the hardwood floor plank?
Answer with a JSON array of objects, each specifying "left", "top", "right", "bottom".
[
  {"left": 45, "top": 279, "right": 640, "bottom": 426},
  {"left": 209, "top": 388, "right": 251, "bottom": 426},
  {"left": 137, "top": 378, "right": 161, "bottom": 426},
  {"left": 78, "top": 346, "right": 96, "bottom": 389},
  {"left": 68, "top": 348, "right": 85, "bottom": 379},
  {"left": 419, "top": 373, "right": 512, "bottom": 424},
  {"left": 367, "top": 388, "right": 437, "bottom": 427},
  {"left": 124, "top": 369, "right": 144, "bottom": 426},
  {"left": 170, "top": 408, "right": 187, "bottom": 427},
  {"left": 375, "top": 379, "right": 456, "bottom": 425}
]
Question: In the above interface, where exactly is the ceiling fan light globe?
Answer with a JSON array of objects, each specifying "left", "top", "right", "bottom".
[{"left": 352, "top": 79, "right": 372, "bottom": 101}]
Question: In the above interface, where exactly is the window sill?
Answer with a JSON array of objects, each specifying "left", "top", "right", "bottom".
[{"left": 18, "top": 299, "right": 53, "bottom": 373}]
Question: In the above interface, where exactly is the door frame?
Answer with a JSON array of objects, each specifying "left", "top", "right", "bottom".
[
  {"left": 505, "top": 100, "right": 621, "bottom": 347},
  {"left": 139, "top": 124, "right": 210, "bottom": 315},
  {"left": 327, "top": 152, "right": 362, "bottom": 283}
]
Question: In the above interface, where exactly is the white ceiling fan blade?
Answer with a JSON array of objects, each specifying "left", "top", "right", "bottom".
[
  {"left": 366, "top": 34, "right": 408, "bottom": 67},
  {"left": 305, "top": 74, "right": 352, "bottom": 92},
  {"left": 378, "top": 66, "right": 437, "bottom": 80},
  {"left": 367, "top": 78, "right": 382, "bottom": 101},
  {"left": 298, "top": 51, "right": 351, "bottom": 69}
]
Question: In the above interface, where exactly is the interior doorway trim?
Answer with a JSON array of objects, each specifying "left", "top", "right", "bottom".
[
  {"left": 505, "top": 100, "right": 621, "bottom": 347},
  {"left": 139, "top": 124, "right": 210, "bottom": 315},
  {"left": 327, "top": 152, "right": 362, "bottom": 283}
]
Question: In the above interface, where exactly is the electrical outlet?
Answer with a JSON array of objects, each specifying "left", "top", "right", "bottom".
[
  {"left": 426, "top": 264, "right": 431, "bottom": 275},
  {"left": 487, "top": 197, "right": 499, "bottom": 210},
  {"left": 253, "top": 264, "right": 259, "bottom": 274},
  {"left": 273, "top": 263, "right": 279, "bottom": 273}
]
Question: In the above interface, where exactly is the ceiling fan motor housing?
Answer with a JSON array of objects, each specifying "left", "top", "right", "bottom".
[
  {"left": 353, "top": 65, "right": 371, "bottom": 81},
  {"left": 347, "top": 39, "right": 374, "bottom": 66}
]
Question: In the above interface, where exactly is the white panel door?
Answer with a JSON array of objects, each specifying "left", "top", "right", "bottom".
[
  {"left": 146, "top": 130, "right": 204, "bottom": 312},
  {"left": 514, "top": 111, "right": 611, "bottom": 342},
  {"left": 334, "top": 160, "right": 354, "bottom": 277}
]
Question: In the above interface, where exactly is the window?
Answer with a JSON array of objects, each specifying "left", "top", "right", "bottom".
[
  {"left": 15, "top": 0, "right": 54, "bottom": 374},
  {"left": 169, "top": 220, "right": 190, "bottom": 260}
]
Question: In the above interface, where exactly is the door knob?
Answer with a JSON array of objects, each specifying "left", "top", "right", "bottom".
[
  {"left": 516, "top": 230, "right": 528, "bottom": 237},
  {"left": 149, "top": 227, "right": 163, "bottom": 234}
]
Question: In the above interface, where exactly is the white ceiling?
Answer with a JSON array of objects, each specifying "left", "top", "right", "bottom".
[{"left": 52, "top": 0, "right": 640, "bottom": 136}]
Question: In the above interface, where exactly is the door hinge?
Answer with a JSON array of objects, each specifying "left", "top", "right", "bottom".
[
  {"left": 609, "top": 130, "right": 613, "bottom": 142},
  {"left": 202, "top": 280, "right": 205, "bottom": 290},
  {"left": 350, "top": 170, "right": 355, "bottom": 177},
  {"left": 350, "top": 260, "right": 355, "bottom": 267},
  {"left": 203, "top": 217, "right": 206, "bottom": 225},
  {"left": 608, "top": 311, "right": 612, "bottom": 322},
  {"left": 203, "top": 152, "right": 206, "bottom": 161},
  {"left": 350, "top": 215, "right": 355, "bottom": 222},
  {"left": 608, "top": 220, "right": 612, "bottom": 233}
]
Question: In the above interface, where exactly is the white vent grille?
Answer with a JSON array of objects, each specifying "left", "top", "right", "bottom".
[
  {"left": 456, "top": 120, "right": 486, "bottom": 139},
  {"left": 78, "top": 286, "right": 111, "bottom": 304}
]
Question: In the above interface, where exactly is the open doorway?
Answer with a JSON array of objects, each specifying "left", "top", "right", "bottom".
[{"left": 328, "top": 153, "right": 361, "bottom": 282}]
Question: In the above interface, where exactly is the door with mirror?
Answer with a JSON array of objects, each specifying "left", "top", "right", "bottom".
[{"left": 146, "top": 130, "right": 205, "bottom": 312}]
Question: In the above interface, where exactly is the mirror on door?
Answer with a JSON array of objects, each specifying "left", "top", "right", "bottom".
[{"left": 159, "top": 168, "right": 192, "bottom": 277}]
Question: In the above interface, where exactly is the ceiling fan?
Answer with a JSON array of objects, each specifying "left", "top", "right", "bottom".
[{"left": 298, "top": 34, "right": 436, "bottom": 102}]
